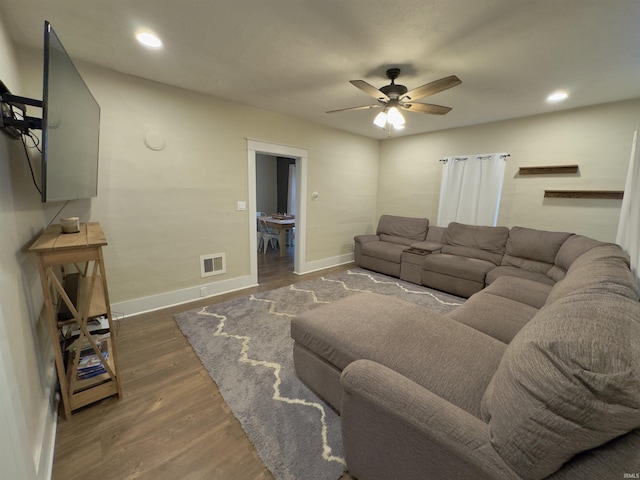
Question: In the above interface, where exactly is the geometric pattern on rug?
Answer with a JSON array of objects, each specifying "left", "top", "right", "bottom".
[{"left": 174, "top": 268, "right": 464, "bottom": 480}]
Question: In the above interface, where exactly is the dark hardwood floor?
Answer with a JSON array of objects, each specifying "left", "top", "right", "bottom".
[{"left": 52, "top": 247, "right": 354, "bottom": 480}]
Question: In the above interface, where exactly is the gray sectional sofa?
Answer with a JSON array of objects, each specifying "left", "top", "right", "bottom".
[{"left": 291, "top": 215, "right": 640, "bottom": 479}]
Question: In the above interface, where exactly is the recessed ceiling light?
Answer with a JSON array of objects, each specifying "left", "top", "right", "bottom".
[
  {"left": 136, "top": 32, "right": 162, "bottom": 48},
  {"left": 546, "top": 91, "right": 568, "bottom": 103}
]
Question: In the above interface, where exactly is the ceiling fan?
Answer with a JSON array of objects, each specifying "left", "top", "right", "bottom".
[{"left": 327, "top": 68, "right": 461, "bottom": 130}]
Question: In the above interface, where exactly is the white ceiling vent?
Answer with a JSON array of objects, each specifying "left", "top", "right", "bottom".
[{"left": 200, "top": 253, "right": 226, "bottom": 277}]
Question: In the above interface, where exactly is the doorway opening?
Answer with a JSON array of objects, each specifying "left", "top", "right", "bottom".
[
  {"left": 256, "top": 154, "right": 295, "bottom": 281},
  {"left": 247, "top": 139, "right": 307, "bottom": 286}
]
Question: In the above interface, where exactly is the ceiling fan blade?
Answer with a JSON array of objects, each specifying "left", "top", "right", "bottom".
[
  {"left": 326, "top": 104, "right": 382, "bottom": 114},
  {"left": 350, "top": 80, "right": 390, "bottom": 102},
  {"left": 401, "top": 102, "right": 452, "bottom": 115},
  {"left": 400, "top": 75, "right": 461, "bottom": 102}
]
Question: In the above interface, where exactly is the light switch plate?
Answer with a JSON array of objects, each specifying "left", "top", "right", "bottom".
[{"left": 237, "top": 201, "right": 247, "bottom": 211}]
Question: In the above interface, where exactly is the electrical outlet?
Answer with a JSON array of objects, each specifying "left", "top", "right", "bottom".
[{"left": 200, "top": 286, "right": 206, "bottom": 297}]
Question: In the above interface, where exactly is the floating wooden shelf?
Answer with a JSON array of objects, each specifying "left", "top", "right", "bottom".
[
  {"left": 519, "top": 165, "right": 579, "bottom": 175},
  {"left": 544, "top": 190, "right": 624, "bottom": 199}
]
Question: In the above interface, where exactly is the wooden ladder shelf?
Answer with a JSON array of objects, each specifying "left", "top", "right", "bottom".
[{"left": 29, "top": 222, "right": 122, "bottom": 419}]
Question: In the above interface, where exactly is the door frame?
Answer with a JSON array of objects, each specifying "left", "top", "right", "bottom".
[{"left": 247, "top": 139, "right": 307, "bottom": 283}]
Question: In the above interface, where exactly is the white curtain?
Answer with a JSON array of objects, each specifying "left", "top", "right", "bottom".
[
  {"left": 437, "top": 153, "right": 506, "bottom": 227},
  {"left": 616, "top": 129, "right": 640, "bottom": 280},
  {"left": 287, "top": 163, "right": 296, "bottom": 215}
]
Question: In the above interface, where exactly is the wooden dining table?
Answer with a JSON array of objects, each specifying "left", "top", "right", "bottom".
[{"left": 262, "top": 216, "right": 295, "bottom": 257}]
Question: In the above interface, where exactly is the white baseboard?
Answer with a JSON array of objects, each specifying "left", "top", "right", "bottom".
[
  {"left": 111, "top": 254, "right": 354, "bottom": 318},
  {"left": 111, "top": 275, "right": 257, "bottom": 317},
  {"left": 38, "top": 393, "right": 57, "bottom": 480},
  {"left": 34, "top": 360, "right": 58, "bottom": 480},
  {"left": 296, "top": 253, "right": 354, "bottom": 275}
]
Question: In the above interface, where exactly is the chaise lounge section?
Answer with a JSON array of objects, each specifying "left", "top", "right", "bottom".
[{"left": 291, "top": 217, "right": 640, "bottom": 479}]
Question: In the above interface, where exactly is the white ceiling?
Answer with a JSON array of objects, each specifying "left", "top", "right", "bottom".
[{"left": 1, "top": 0, "right": 639, "bottom": 140}]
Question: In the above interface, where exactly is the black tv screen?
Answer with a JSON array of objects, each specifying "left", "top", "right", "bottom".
[{"left": 42, "top": 21, "right": 100, "bottom": 203}]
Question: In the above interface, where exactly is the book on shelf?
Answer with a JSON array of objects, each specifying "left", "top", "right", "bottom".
[
  {"left": 76, "top": 337, "right": 110, "bottom": 379},
  {"left": 77, "top": 354, "right": 109, "bottom": 378}
]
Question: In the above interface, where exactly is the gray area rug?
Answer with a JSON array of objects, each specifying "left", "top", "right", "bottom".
[{"left": 174, "top": 268, "right": 463, "bottom": 480}]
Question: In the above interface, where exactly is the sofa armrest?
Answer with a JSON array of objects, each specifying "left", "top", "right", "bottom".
[
  {"left": 340, "top": 360, "right": 519, "bottom": 480},
  {"left": 354, "top": 234, "right": 380, "bottom": 245},
  {"left": 409, "top": 240, "right": 442, "bottom": 253}
]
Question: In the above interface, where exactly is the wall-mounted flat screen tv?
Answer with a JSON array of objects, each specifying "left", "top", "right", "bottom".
[{"left": 42, "top": 20, "right": 100, "bottom": 202}]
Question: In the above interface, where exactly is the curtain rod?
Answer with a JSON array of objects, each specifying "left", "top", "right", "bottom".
[{"left": 439, "top": 153, "right": 510, "bottom": 162}]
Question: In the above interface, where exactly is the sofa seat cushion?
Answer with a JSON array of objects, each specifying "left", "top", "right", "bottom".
[
  {"left": 291, "top": 292, "right": 506, "bottom": 418},
  {"left": 441, "top": 222, "right": 509, "bottom": 265},
  {"left": 423, "top": 253, "right": 497, "bottom": 283},
  {"left": 448, "top": 293, "right": 538, "bottom": 344},
  {"left": 486, "top": 265, "right": 555, "bottom": 286},
  {"left": 481, "top": 291, "right": 640, "bottom": 480},
  {"left": 360, "top": 241, "right": 408, "bottom": 264},
  {"left": 500, "top": 254, "right": 553, "bottom": 275},
  {"left": 481, "top": 276, "right": 551, "bottom": 309}
]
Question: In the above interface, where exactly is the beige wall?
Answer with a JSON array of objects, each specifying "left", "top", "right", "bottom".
[
  {"left": 17, "top": 49, "right": 380, "bottom": 306},
  {"left": 0, "top": 14, "right": 55, "bottom": 480},
  {"left": 378, "top": 100, "right": 640, "bottom": 241}
]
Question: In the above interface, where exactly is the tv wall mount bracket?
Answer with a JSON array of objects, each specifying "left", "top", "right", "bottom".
[{"left": 0, "top": 80, "right": 42, "bottom": 139}]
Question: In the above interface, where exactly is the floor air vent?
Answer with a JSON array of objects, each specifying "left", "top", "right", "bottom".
[{"left": 200, "top": 253, "right": 226, "bottom": 277}]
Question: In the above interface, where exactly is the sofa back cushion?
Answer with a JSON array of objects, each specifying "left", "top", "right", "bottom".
[
  {"left": 547, "top": 234, "right": 608, "bottom": 281},
  {"left": 545, "top": 245, "right": 638, "bottom": 305},
  {"left": 500, "top": 227, "right": 571, "bottom": 276},
  {"left": 425, "top": 225, "right": 446, "bottom": 243},
  {"left": 376, "top": 215, "right": 429, "bottom": 246},
  {"left": 567, "top": 242, "right": 631, "bottom": 271},
  {"left": 441, "top": 222, "right": 509, "bottom": 265},
  {"left": 481, "top": 289, "right": 640, "bottom": 480},
  {"left": 554, "top": 234, "right": 608, "bottom": 270}
]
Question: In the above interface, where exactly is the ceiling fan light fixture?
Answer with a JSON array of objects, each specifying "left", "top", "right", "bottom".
[
  {"left": 330, "top": 69, "right": 461, "bottom": 133},
  {"left": 387, "top": 107, "right": 405, "bottom": 127},
  {"left": 373, "top": 111, "right": 387, "bottom": 128}
]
